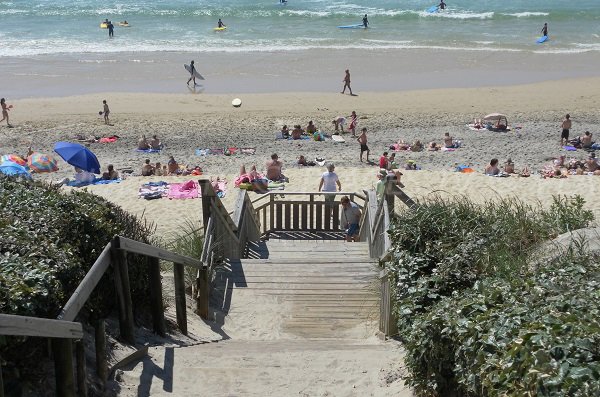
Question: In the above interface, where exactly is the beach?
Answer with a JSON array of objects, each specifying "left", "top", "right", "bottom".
[
  {"left": 3, "top": 1, "right": 600, "bottom": 393},
  {"left": 2, "top": 77, "right": 600, "bottom": 236}
]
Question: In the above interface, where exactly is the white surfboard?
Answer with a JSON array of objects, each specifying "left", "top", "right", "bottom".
[
  {"left": 332, "top": 135, "right": 346, "bottom": 143},
  {"left": 184, "top": 64, "right": 205, "bottom": 80}
]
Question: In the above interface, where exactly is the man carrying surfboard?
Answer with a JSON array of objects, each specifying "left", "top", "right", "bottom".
[
  {"left": 362, "top": 14, "right": 369, "bottom": 28},
  {"left": 541, "top": 23, "right": 548, "bottom": 37},
  {"left": 187, "top": 60, "right": 197, "bottom": 86},
  {"left": 439, "top": 1, "right": 447, "bottom": 10}
]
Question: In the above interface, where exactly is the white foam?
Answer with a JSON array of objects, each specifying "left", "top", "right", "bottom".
[
  {"left": 418, "top": 11, "right": 494, "bottom": 19},
  {"left": 503, "top": 12, "right": 549, "bottom": 17}
]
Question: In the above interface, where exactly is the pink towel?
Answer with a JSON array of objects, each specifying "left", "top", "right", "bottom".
[{"left": 168, "top": 181, "right": 199, "bottom": 199}]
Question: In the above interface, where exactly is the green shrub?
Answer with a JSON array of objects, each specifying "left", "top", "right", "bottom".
[
  {"left": 0, "top": 175, "right": 154, "bottom": 366},
  {"left": 385, "top": 194, "right": 597, "bottom": 396}
]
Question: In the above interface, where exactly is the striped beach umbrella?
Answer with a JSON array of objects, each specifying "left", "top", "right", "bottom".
[
  {"left": 0, "top": 154, "right": 27, "bottom": 166},
  {"left": 27, "top": 152, "right": 59, "bottom": 173},
  {"left": 0, "top": 161, "right": 31, "bottom": 178}
]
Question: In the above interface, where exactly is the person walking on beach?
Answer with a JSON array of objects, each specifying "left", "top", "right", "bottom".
[
  {"left": 357, "top": 127, "right": 370, "bottom": 162},
  {"left": 102, "top": 100, "right": 110, "bottom": 125},
  {"left": 561, "top": 113, "right": 571, "bottom": 145},
  {"left": 187, "top": 60, "right": 197, "bottom": 86},
  {"left": 349, "top": 110, "right": 358, "bottom": 136},
  {"left": 541, "top": 23, "right": 548, "bottom": 37},
  {"left": 341, "top": 69, "right": 352, "bottom": 95},
  {"left": 362, "top": 14, "right": 369, "bottom": 28},
  {"left": 318, "top": 163, "right": 342, "bottom": 207},
  {"left": 1, "top": 98, "right": 13, "bottom": 128},
  {"left": 108, "top": 20, "right": 114, "bottom": 38}
]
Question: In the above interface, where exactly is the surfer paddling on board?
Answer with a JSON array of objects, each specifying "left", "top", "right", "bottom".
[
  {"left": 187, "top": 60, "right": 197, "bottom": 86},
  {"left": 217, "top": 19, "right": 226, "bottom": 28},
  {"left": 362, "top": 14, "right": 369, "bottom": 28},
  {"left": 438, "top": 1, "right": 446, "bottom": 10},
  {"left": 541, "top": 23, "right": 548, "bottom": 37}
]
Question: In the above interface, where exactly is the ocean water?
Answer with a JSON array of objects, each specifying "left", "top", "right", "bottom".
[{"left": 1, "top": 0, "right": 599, "bottom": 57}]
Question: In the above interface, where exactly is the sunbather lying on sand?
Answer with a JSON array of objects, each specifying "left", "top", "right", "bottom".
[
  {"left": 428, "top": 142, "right": 440, "bottom": 151},
  {"left": 411, "top": 140, "right": 423, "bottom": 152}
]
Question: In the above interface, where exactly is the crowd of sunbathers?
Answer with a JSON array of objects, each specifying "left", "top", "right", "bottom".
[
  {"left": 390, "top": 133, "right": 461, "bottom": 152},
  {"left": 279, "top": 121, "right": 326, "bottom": 141},
  {"left": 140, "top": 156, "right": 202, "bottom": 177}
]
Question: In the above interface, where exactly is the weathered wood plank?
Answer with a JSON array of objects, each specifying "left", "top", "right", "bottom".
[
  {"left": 284, "top": 203, "right": 291, "bottom": 230},
  {"left": 197, "top": 267, "right": 210, "bottom": 320},
  {"left": 269, "top": 195, "right": 275, "bottom": 232},
  {"left": 52, "top": 338, "right": 75, "bottom": 397},
  {"left": 94, "top": 319, "right": 108, "bottom": 382},
  {"left": 148, "top": 256, "right": 166, "bottom": 336},
  {"left": 117, "top": 236, "right": 203, "bottom": 269},
  {"left": 173, "top": 263, "right": 188, "bottom": 336},
  {"left": 75, "top": 340, "right": 88, "bottom": 397},
  {"left": 332, "top": 202, "right": 340, "bottom": 231},
  {"left": 58, "top": 243, "right": 112, "bottom": 321},
  {"left": 315, "top": 202, "right": 322, "bottom": 230},
  {"left": 111, "top": 246, "right": 135, "bottom": 344},
  {"left": 276, "top": 202, "right": 283, "bottom": 230},
  {"left": 0, "top": 314, "right": 83, "bottom": 339},
  {"left": 108, "top": 346, "right": 149, "bottom": 381}
]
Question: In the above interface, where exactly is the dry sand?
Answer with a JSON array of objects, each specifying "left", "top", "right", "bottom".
[{"left": 2, "top": 78, "right": 600, "bottom": 395}]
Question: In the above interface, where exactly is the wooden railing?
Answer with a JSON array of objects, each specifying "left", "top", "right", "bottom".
[
  {"left": 359, "top": 178, "right": 418, "bottom": 337},
  {"left": 249, "top": 191, "right": 365, "bottom": 236},
  {"left": 0, "top": 235, "right": 207, "bottom": 397}
]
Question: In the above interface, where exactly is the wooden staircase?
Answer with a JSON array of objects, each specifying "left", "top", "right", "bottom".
[
  {"left": 116, "top": 236, "right": 410, "bottom": 396},
  {"left": 217, "top": 236, "right": 380, "bottom": 339}
]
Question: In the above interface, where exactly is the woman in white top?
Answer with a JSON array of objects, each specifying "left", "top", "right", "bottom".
[{"left": 318, "top": 163, "right": 342, "bottom": 205}]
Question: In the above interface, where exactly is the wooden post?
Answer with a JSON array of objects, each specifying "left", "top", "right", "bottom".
[
  {"left": 111, "top": 239, "right": 135, "bottom": 344},
  {"left": 197, "top": 267, "right": 210, "bottom": 320},
  {"left": 52, "top": 338, "right": 75, "bottom": 397},
  {"left": 148, "top": 256, "right": 166, "bottom": 336},
  {"left": 269, "top": 194, "right": 275, "bottom": 232},
  {"left": 385, "top": 178, "right": 395, "bottom": 218},
  {"left": 75, "top": 340, "right": 88, "bottom": 397},
  {"left": 199, "top": 179, "right": 214, "bottom": 230},
  {"left": 0, "top": 356, "right": 4, "bottom": 397},
  {"left": 94, "top": 320, "right": 108, "bottom": 383},
  {"left": 173, "top": 263, "right": 188, "bottom": 335}
]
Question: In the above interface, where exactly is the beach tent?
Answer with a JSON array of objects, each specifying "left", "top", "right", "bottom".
[{"left": 483, "top": 113, "right": 508, "bottom": 126}]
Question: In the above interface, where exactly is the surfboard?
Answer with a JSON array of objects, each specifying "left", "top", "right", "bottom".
[
  {"left": 332, "top": 135, "right": 346, "bottom": 143},
  {"left": 337, "top": 24, "right": 366, "bottom": 29},
  {"left": 184, "top": 64, "right": 205, "bottom": 80},
  {"left": 427, "top": 6, "right": 439, "bottom": 13},
  {"left": 536, "top": 35, "right": 548, "bottom": 44},
  {"left": 214, "top": 27, "right": 227, "bottom": 31}
]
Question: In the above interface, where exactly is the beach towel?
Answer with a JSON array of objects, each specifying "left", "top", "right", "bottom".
[
  {"left": 136, "top": 148, "right": 161, "bottom": 153},
  {"left": 99, "top": 136, "right": 118, "bottom": 143},
  {"left": 441, "top": 147, "right": 456, "bottom": 152},
  {"left": 209, "top": 148, "right": 224, "bottom": 155},
  {"left": 168, "top": 181, "right": 199, "bottom": 199},
  {"left": 240, "top": 147, "right": 256, "bottom": 155},
  {"left": 66, "top": 178, "right": 122, "bottom": 187},
  {"left": 288, "top": 136, "right": 311, "bottom": 141},
  {"left": 563, "top": 146, "right": 577, "bottom": 151},
  {"left": 138, "top": 182, "right": 169, "bottom": 199}
]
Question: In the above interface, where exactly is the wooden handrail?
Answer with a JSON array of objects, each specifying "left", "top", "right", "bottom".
[
  {"left": 116, "top": 236, "right": 203, "bottom": 269},
  {"left": 0, "top": 314, "right": 83, "bottom": 339},
  {"left": 58, "top": 243, "right": 113, "bottom": 321}
]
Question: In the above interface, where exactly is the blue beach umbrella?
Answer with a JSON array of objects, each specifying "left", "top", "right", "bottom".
[
  {"left": 53, "top": 141, "right": 101, "bottom": 174},
  {"left": 0, "top": 161, "right": 32, "bottom": 178}
]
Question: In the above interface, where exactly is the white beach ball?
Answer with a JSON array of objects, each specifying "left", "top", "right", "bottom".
[{"left": 232, "top": 98, "right": 242, "bottom": 107}]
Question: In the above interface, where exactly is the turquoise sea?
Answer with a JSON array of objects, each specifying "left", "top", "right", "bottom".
[{"left": 1, "top": 0, "right": 599, "bottom": 57}]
